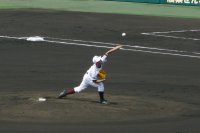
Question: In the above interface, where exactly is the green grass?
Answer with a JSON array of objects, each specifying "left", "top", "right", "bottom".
[{"left": 0, "top": 0, "right": 200, "bottom": 19}]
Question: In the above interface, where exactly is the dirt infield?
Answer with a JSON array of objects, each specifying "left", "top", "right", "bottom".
[
  {"left": 0, "top": 9, "right": 200, "bottom": 132},
  {"left": 0, "top": 91, "right": 194, "bottom": 124}
]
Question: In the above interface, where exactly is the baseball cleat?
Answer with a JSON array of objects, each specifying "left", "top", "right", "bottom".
[
  {"left": 58, "top": 90, "right": 67, "bottom": 99},
  {"left": 100, "top": 100, "right": 109, "bottom": 104}
]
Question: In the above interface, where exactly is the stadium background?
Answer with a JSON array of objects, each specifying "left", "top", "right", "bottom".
[{"left": 0, "top": 0, "right": 200, "bottom": 133}]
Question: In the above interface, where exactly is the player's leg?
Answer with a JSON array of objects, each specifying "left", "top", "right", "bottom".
[
  {"left": 74, "top": 81, "right": 87, "bottom": 93},
  {"left": 58, "top": 88, "right": 75, "bottom": 98},
  {"left": 97, "top": 82, "right": 108, "bottom": 104},
  {"left": 58, "top": 81, "right": 88, "bottom": 98},
  {"left": 89, "top": 81, "right": 108, "bottom": 104},
  {"left": 58, "top": 77, "right": 88, "bottom": 98}
]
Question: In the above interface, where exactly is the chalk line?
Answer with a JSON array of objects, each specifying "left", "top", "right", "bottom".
[
  {"left": 141, "top": 29, "right": 200, "bottom": 41},
  {"left": 1, "top": 35, "right": 200, "bottom": 59}
]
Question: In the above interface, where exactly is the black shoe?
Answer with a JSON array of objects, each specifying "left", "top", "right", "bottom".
[{"left": 58, "top": 90, "right": 67, "bottom": 99}]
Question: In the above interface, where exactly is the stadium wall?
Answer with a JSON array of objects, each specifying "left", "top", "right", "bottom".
[
  {"left": 167, "top": 0, "right": 200, "bottom": 6},
  {"left": 109, "top": 0, "right": 200, "bottom": 6},
  {"left": 108, "top": 0, "right": 165, "bottom": 4}
]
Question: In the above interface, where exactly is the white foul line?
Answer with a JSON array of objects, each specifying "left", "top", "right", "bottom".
[
  {"left": 1, "top": 35, "right": 200, "bottom": 59},
  {"left": 45, "top": 36, "right": 191, "bottom": 53},
  {"left": 141, "top": 29, "right": 200, "bottom": 41}
]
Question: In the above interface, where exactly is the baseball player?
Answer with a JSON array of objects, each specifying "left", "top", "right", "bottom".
[{"left": 58, "top": 45, "right": 122, "bottom": 104}]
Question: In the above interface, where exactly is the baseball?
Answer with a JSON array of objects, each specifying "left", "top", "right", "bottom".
[{"left": 122, "top": 32, "right": 126, "bottom": 37}]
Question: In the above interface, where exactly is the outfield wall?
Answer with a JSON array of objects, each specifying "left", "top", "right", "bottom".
[
  {"left": 109, "top": 0, "right": 200, "bottom": 6},
  {"left": 167, "top": 0, "right": 200, "bottom": 6},
  {"left": 108, "top": 0, "right": 164, "bottom": 4}
]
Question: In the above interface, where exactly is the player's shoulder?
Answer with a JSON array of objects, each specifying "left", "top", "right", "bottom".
[
  {"left": 89, "top": 64, "right": 96, "bottom": 70},
  {"left": 101, "top": 54, "right": 107, "bottom": 62}
]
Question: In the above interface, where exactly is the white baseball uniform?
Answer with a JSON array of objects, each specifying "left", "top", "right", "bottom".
[{"left": 74, "top": 55, "right": 107, "bottom": 93}]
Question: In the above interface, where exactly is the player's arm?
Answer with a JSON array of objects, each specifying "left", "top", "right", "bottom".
[
  {"left": 105, "top": 45, "right": 122, "bottom": 56},
  {"left": 93, "top": 79, "right": 106, "bottom": 83}
]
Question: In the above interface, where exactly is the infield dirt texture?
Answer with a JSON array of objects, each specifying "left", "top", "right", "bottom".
[{"left": 0, "top": 1, "right": 200, "bottom": 133}]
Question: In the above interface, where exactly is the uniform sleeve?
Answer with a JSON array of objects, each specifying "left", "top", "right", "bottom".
[{"left": 101, "top": 55, "right": 107, "bottom": 63}]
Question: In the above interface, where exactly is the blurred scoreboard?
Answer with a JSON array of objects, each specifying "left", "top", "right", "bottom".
[
  {"left": 109, "top": 0, "right": 200, "bottom": 6},
  {"left": 167, "top": 0, "right": 200, "bottom": 5}
]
